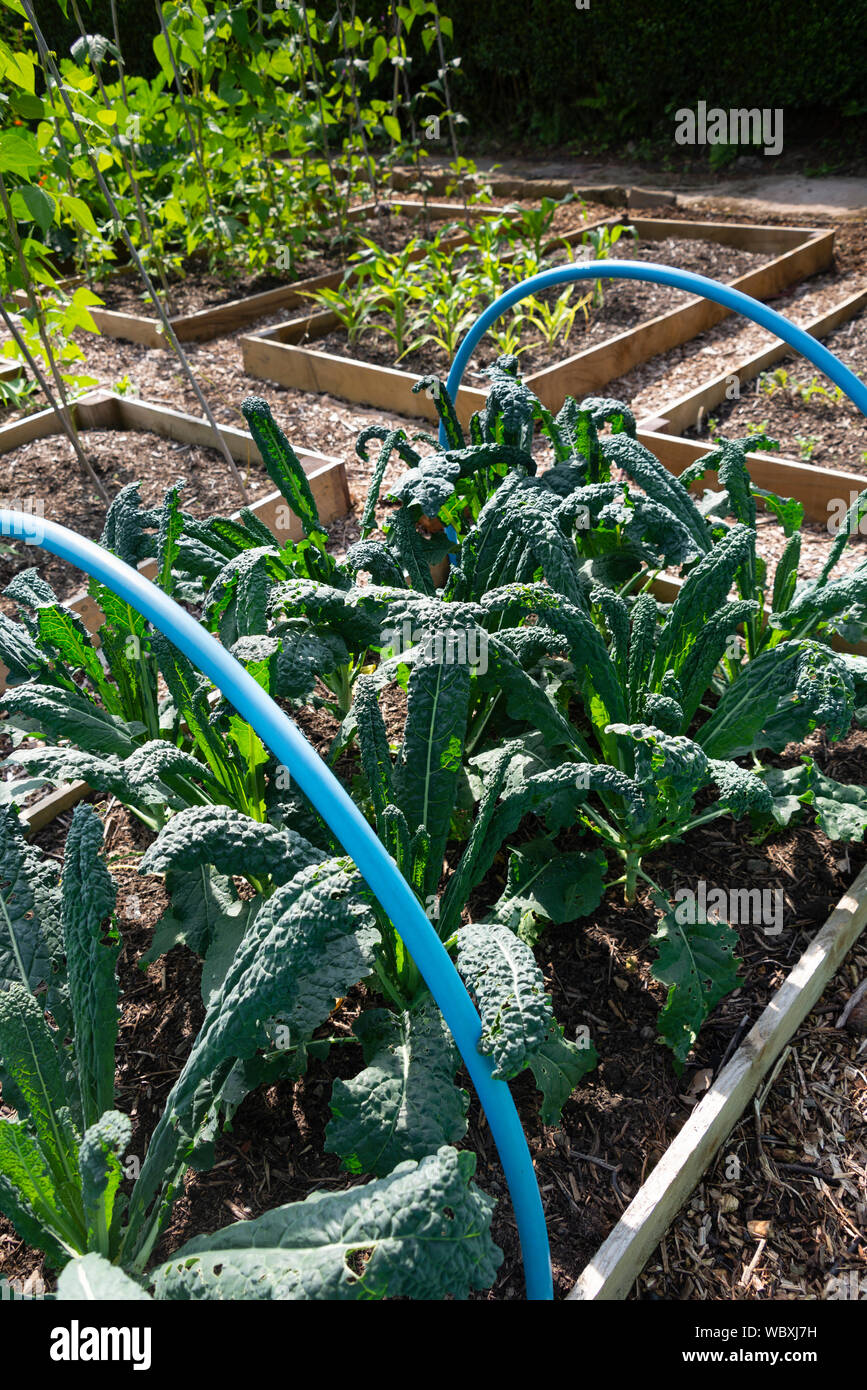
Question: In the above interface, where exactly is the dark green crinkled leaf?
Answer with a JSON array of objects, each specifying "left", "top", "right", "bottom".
[
  {"left": 528, "top": 1023, "right": 598, "bottom": 1125},
  {"left": 140, "top": 805, "right": 325, "bottom": 886},
  {"left": 699, "top": 640, "right": 855, "bottom": 758},
  {"left": 1, "top": 684, "right": 139, "bottom": 759},
  {"left": 62, "top": 806, "right": 118, "bottom": 1129},
  {"left": 57, "top": 1254, "right": 152, "bottom": 1300},
  {"left": 392, "top": 647, "right": 471, "bottom": 897},
  {"left": 124, "top": 860, "right": 380, "bottom": 1254},
  {"left": 273, "top": 629, "right": 350, "bottom": 702},
  {"left": 0, "top": 806, "right": 62, "bottom": 997},
  {"left": 242, "top": 397, "right": 320, "bottom": 537},
  {"left": 142, "top": 864, "right": 259, "bottom": 1004},
  {"left": 0, "top": 611, "right": 47, "bottom": 684},
  {"left": 326, "top": 1000, "right": 467, "bottom": 1176},
  {"left": 492, "top": 839, "right": 608, "bottom": 945},
  {"left": 456, "top": 921, "right": 553, "bottom": 1080},
  {"left": 650, "top": 892, "right": 741, "bottom": 1069},
  {"left": 148, "top": 1147, "right": 501, "bottom": 1301}
]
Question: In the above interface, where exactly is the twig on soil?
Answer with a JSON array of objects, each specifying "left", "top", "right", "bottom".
[{"left": 836, "top": 976, "right": 867, "bottom": 1029}]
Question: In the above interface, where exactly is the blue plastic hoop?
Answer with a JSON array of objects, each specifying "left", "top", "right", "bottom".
[
  {"left": 441, "top": 260, "right": 867, "bottom": 446},
  {"left": 0, "top": 513, "right": 553, "bottom": 1300}
]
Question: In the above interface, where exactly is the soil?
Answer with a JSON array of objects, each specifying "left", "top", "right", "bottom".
[
  {"left": 0, "top": 430, "right": 276, "bottom": 614},
  {"left": 683, "top": 307, "right": 867, "bottom": 475},
  {"left": 1, "top": 720, "right": 865, "bottom": 1300},
  {"left": 302, "top": 235, "right": 770, "bottom": 380}
]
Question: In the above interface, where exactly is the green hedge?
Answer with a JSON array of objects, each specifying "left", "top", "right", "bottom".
[
  {"left": 25, "top": 0, "right": 867, "bottom": 148},
  {"left": 447, "top": 0, "right": 867, "bottom": 145},
  {"left": 29, "top": 0, "right": 160, "bottom": 78}
]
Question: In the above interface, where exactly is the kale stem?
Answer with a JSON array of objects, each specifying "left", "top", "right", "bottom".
[{"left": 635, "top": 865, "right": 666, "bottom": 898}]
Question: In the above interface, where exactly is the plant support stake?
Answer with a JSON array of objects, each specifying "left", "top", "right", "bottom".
[{"left": 20, "top": 0, "right": 251, "bottom": 506}]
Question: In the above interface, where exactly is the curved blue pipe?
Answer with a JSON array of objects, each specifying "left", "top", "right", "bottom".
[
  {"left": 440, "top": 259, "right": 867, "bottom": 447},
  {"left": 0, "top": 511, "right": 552, "bottom": 1301}
]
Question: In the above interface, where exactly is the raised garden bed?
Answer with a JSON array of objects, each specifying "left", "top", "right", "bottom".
[
  {"left": 242, "top": 219, "right": 834, "bottom": 424},
  {"left": 384, "top": 164, "right": 677, "bottom": 211},
  {"left": 3, "top": 374, "right": 867, "bottom": 1305},
  {"left": 0, "top": 391, "right": 348, "bottom": 658},
  {"left": 4, "top": 735, "right": 865, "bottom": 1299},
  {"left": 39, "top": 197, "right": 612, "bottom": 351},
  {"left": 672, "top": 296, "right": 867, "bottom": 476},
  {"left": 0, "top": 392, "right": 348, "bottom": 832}
]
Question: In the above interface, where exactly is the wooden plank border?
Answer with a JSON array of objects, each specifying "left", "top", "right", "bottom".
[
  {"left": 242, "top": 221, "right": 833, "bottom": 424},
  {"left": 568, "top": 859, "right": 867, "bottom": 1300},
  {"left": 643, "top": 287, "right": 867, "bottom": 439}
]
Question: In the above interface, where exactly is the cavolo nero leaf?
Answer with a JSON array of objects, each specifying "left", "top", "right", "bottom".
[
  {"left": 325, "top": 999, "right": 468, "bottom": 1176},
  {"left": 0, "top": 984, "right": 79, "bottom": 1191},
  {"left": 148, "top": 1147, "right": 500, "bottom": 1301},
  {"left": 57, "top": 1253, "right": 152, "bottom": 1300},
  {"left": 1, "top": 684, "right": 141, "bottom": 759},
  {"left": 492, "top": 838, "right": 608, "bottom": 945},
  {"left": 528, "top": 1024, "right": 598, "bottom": 1126},
  {"left": 762, "top": 758, "right": 867, "bottom": 842},
  {"left": 392, "top": 643, "right": 471, "bottom": 898},
  {"left": 34, "top": 603, "right": 107, "bottom": 692},
  {"left": 124, "top": 859, "right": 380, "bottom": 1257},
  {"left": 0, "top": 610, "right": 46, "bottom": 685},
  {"left": 79, "top": 1110, "right": 130, "bottom": 1253},
  {"left": 241, "top": 396, "right": 321, "bottom": 538},
  {"left": 61, "top": 806, "right": 119, "bottom": 1130},
  {"left": 0, "top": 1119, "right": 72, "bottom": 1268},
  {"left": 649, "top": 891, "right": 740, "bottom": 1070},
  {"left": 142, "top": 864, "right": 260, "bottom": 1005},
  {"left": 456, "top": 922, "right": 554, "bottom": 1081},
  {"left": 698, "top": 640, "right": 855, "bottom": 758},
  {"left": 139, "top": 804, "right": 325, "bottom": 886},
  {"left": 0, "top": 805, "right": 62, "bottom": 998}
]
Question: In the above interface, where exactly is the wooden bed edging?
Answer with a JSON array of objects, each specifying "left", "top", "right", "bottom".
[
  {"left": 643, "top": 287, "right": 867, "bottom": 439},
  {"left": 0, "top": 391, "right": 349, "bottom": 706},
  {"left": 528, "top": 225, "right": 834, "bottom": 411},
  {"left": 567, "top": 860, "right": 867, "bottom": 1301},
  {"left": 242, "top": 220, "right": 833, "bottom": 422}
]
